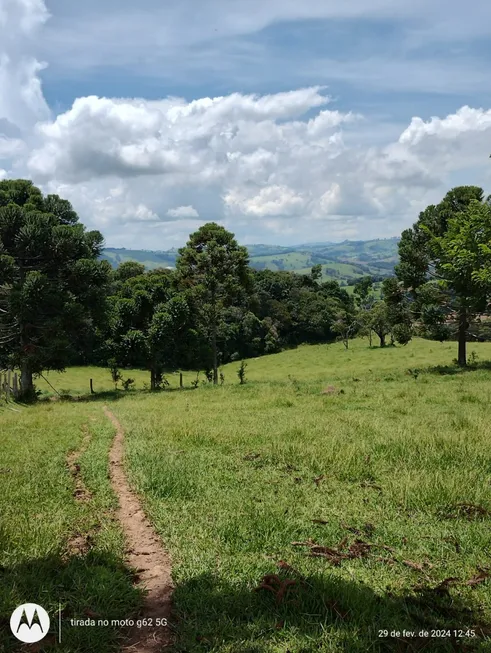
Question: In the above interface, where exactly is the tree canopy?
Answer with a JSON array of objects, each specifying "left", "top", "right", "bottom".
[
  {"left": 0, "top": 179, "right": 110, "bottom": 398},
  {"left": 2, "top": 178, "right": 491, "bottom": 399},
  {"left": 176, "top": 223, "right": 251, "bottom": 384},
  {"left": 396, "top": 186, "right": 491, "bottom": 365}
]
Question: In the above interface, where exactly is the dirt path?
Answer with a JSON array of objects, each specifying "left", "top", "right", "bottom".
[{"left": 104, "top": 407, "right": 174, "bottom": 652}]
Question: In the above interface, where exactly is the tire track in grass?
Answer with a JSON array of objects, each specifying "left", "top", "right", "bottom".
[
  {"left": 104, "top": 407, "right": 174, "bottom": 652},
  {"left": 66, "top": 424, "right": 94, "bottom": 556}
]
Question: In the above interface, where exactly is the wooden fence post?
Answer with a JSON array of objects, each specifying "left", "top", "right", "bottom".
[{"left": 6, "top": 369, "right": 11, "bottom": 402}]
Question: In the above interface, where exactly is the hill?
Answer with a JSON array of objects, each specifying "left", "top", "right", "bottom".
[
  {"left": 4, "top": 338, "right": 491, "bottom": 652},
  {"left": 102, "top": 237, "right": 400, "bottom": 286}
]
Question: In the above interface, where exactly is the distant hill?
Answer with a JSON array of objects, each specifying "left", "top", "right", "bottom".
[{"left": 102, "top": 237, "right": 400, "bottom": 287}]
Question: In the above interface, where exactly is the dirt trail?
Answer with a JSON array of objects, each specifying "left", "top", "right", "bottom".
[{"left": 104, "top": 407, "right": 174, "bottom": 652}]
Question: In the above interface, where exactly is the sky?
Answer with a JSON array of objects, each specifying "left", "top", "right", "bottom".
[{"left": 1, "top": 0, "right": 491, "bottom": 249}]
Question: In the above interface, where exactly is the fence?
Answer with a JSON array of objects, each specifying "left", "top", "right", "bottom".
[{"left": 0, "top": 370, "right": 20, "bottom": 402}]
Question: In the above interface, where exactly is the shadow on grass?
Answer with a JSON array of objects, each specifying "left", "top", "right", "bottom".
[
  {"left": 172, "top": 571, "right": 488, "bottom": 653},
  {"left": 37, "top": 386, "right": 199, "bottom": 405},
  {"left": 423, "top": 360, "right": 491, "bottom": 376},
  {"left": 0, "top": 551, "right": 143, "bottom": 653}
]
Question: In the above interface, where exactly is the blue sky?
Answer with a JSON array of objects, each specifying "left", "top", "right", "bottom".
[{"left": 1, "top": 0, "right": 491, "bottom": 248}]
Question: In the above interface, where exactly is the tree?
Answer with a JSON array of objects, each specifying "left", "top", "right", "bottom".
[
  {"left": 396, "top": 186, "right": 491, "bottom": 366},
  {"left": 310, "top": 264, "right": 323, "bottom": 284},
  {"left": 147, "top": 293, "right": 198, "bottom": 388},
  {"left": 366, "top": 301, "right": 391, "bottom": 348},
  {"left": 353, "top": 275, "right": 375, "bottom": 346},
  {"left": 176, "top": 223, "right": 251, "bottom": 384},
  {"left": 114, "top": 261, "right": 146, "bottom": 281},
  {"left": 381, "top": 277, "right": 413, "bottom": 345},
  {"left": 332, "top": 309, "right": 357, "bottom": 349},
  {"left": 106, "top": 269, "right": 197, "bottom": 389},
  {"left": 0, "top": 179, "right": 110, "bottom": 399},
  {"left": 353, "top": 276, "right": 374, "bottom": 311}
]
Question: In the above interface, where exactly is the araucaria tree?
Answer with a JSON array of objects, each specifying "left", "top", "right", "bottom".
[
  {"left": 396, "top": 186, "right": 491, "bottom": 366},
  {"left": 0, "top": 180, "right": 110, "bottom": 399},
  {"left": 177, "top": 223, "right": 251, "bottom": 384}
]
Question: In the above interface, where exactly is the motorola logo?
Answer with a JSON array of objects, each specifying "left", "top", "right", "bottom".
[{"left": 10, "top": 603, "right": 50, "bottom": 644}]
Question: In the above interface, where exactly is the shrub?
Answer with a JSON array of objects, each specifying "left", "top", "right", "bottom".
[{"left": 237, "top": 361, "right": 247, "bottom": 385}]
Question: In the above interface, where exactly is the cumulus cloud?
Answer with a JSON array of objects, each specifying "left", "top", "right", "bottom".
[
  {"left": 20, "top": 87, "right": 491, "bottom": 246},
  {"left": 224, "top": 185, "right": 307, "bottom": 217},
  {"left": 2, "top": 0, "right": 491, "bottom": 247},
  {"left": 167, "top": 205, "right": 199, "bottom": 218},
  {"left": 0, "top": 0, "right": 49, "bottom": 34},
  {"left": 27, "top": 87, "right": 333, "bottom": 181},
  {"left": 0, "top": 135, "right": 25, "bottom": 160},
  {"left": 0, "top": 0, "right": 50, "bottom": 133},
  {"left": 400, "top": 107, "right": 491, "bottom": 146}
]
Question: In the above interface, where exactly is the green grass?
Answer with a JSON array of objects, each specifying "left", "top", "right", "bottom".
[
  {"left": 114, "top": 339, "right": 491, "bottom": 652},
  {"left": 1, "top": 338, "right": 491, "bottom": 652},
  {"left": 35, "top": 365, "right": 158, "bottom": 396},
  {"left": 33, "top": 337, "right": 474, "bottom": 396},
  {"left": 249, "top": 252, "right": 313, "bottom": 271},
  {"left": 0, "top": 402, "right": 140, "bottom": 652}
]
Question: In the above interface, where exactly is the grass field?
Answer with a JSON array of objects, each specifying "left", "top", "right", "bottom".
[
  {"left": 1, "top": 338, "right": 491, "bottom": 652},
  {"left": 0, "top": 403, "right": 141, "bottom": 652}
]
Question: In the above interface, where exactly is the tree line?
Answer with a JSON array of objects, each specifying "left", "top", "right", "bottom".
[{"left": 1, "top": 180, "right": 491, "bottom": 400}]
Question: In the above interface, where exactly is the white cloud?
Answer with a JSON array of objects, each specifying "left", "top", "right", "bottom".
[
  {"left": 397, "top": 107, "right": 491, "bottom": 176},
  {"left": 224, "top": 185, "right": 307, "bottom": 217},
  {"left": 2, "top": 0, "right": 491, "bottom": 247},
  {"left": 167, "top": 205, "right": 199, "bottom": 218},
  {"left": 19, "top": 87, "right": 491, "bottom": 246},
  {"left": 0, "top": 0, "right": 50, "bottom": 34},
  {"left": 0, "top": 0, "right": 50, "bottom": 133},
  {"left": 27, "top": 88, "right": 332, "bottom": 182},
  {"left": 400, "top": 106, "right": 491, "bottom": 146},
  {"left": 124, "top": 203, "right": 159, "bottom": 222},
  {"left": 30, "top": 0, "right": 491, "bottom": 115},
  {"left": 0, "top": 135, "right": 25, "bottom": 160}
]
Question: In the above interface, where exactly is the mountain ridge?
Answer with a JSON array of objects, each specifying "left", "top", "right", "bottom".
[{"left": 101, "top": 236, "right": 400, "bottom": 287}]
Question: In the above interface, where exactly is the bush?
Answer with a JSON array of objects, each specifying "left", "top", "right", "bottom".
[
  {"left": 237, "top": 361, "right": 247, "bottom": 385},
  {"left": 392, "top": 323, "right": 412, "bottom": 346},
  {"left": 108, "top": 358, "right": 122, "bottom": 389}
]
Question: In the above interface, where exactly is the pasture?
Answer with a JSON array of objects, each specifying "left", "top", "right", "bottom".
[{"left": 1, "top": 338, "right": 491, "bottom": 652}]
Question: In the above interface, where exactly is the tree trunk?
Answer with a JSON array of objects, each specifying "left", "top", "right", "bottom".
[
  {"left": 150, "top": 367, "right": 156, "bottom": 391},
  {"left": 20, "top": 360, "right": 33, "bottom": 397},
  {"left": 458, "top": 307, "right": 468, "bottom": 366},
  {"left": 379, "top": 333, "right": 386, "bottom": 348},
  {"left": 369, "top": 329, "right": 372, "bottom": 347}
]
